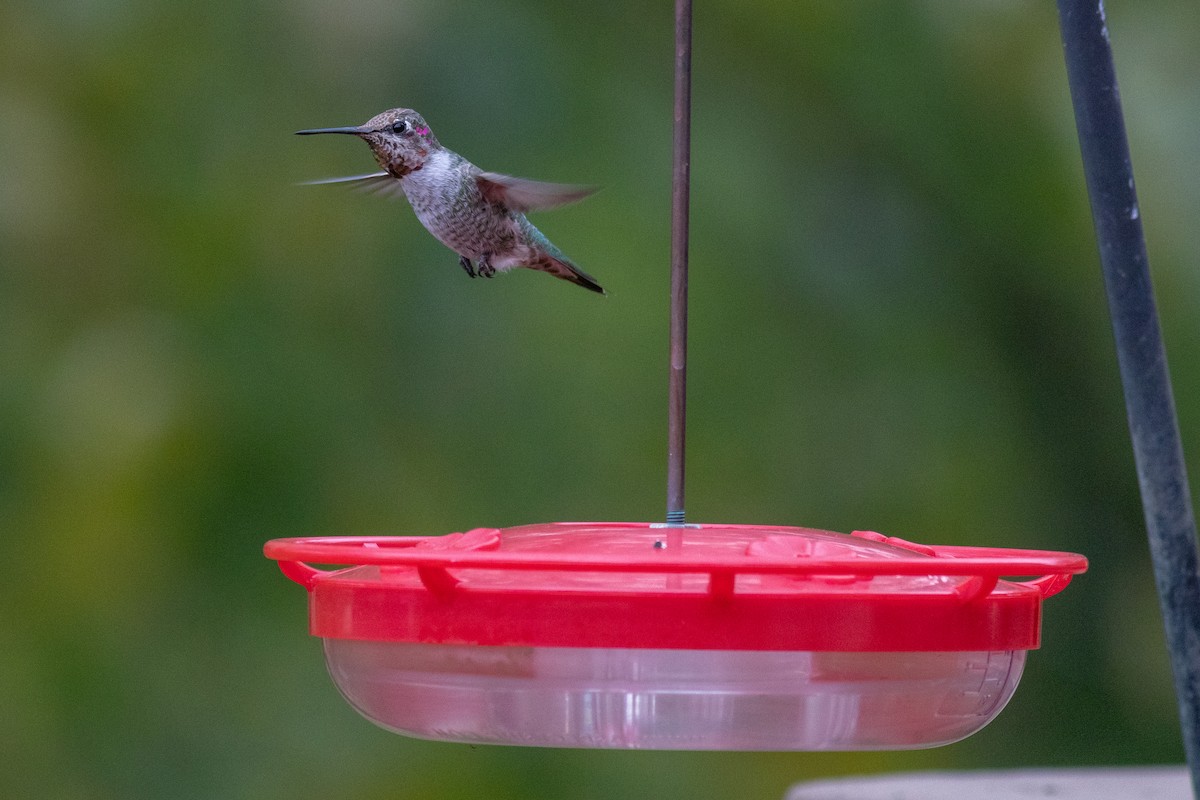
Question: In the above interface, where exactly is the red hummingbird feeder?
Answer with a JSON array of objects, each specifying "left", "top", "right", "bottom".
[
  {"left": 265, "top": 524, "right": 1084, "bottom": 749},
  {"left": 266, "top": 0, "right": 1087, "bottom": 750}
]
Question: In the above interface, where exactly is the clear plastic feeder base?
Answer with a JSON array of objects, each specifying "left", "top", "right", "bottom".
[
  {"left": 326, "top": 641, "right": 1026, "bottom": 750},
  {"left": 266, "top": 522, "right": 1084, "bottom": 750}
]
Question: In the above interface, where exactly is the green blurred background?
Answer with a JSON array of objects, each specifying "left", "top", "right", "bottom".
[{"left": 3, "top": 0, "right": 1199, "bottom": 797}]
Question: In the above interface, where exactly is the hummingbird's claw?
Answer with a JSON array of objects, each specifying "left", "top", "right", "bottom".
[
  {"left": 459, "top": 256, "right": 476, "bottom": 278},
  {"left": 478, "top": 254, "right": 496, "bottom": 278}
]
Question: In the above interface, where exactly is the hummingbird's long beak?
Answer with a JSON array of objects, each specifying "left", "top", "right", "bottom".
[{"left": 294, "top": 126, "right": 364, "bottom": 136}]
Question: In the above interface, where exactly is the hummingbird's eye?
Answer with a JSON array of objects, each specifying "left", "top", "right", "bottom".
[{"left": 392, "top": 120, "right": 410, "bottom": 134}]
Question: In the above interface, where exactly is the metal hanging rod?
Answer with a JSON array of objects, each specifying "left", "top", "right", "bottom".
[
  {"left": 1056, "top": 2, "right": 1200, "bottom": 795},
  {"left": 666, "top": 0, "right": 692, "bottom": 528}
]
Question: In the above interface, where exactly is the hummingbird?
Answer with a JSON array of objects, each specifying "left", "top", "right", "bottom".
[{"left": 296, "top": 108, "right": 605, "bottom": 294}]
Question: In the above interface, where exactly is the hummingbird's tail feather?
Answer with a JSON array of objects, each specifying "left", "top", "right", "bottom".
[
  {"left": 532, "top": 254, "right": 607, "bottom": 295},
  {"left": 517, "top": 219, "right": 606, "bottom": 294}
]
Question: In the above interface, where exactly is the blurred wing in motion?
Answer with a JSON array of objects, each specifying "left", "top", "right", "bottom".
[
  {"left": 476, "top": 172, "right": 596, "bottom": 213},
  {"left": 299, "top": 172, "right": 406, "bottom": 200}
]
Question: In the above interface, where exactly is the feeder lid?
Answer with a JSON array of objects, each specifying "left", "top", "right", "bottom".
[{"left": 264, "top": 522, "right": 1086, "bottom": 652}]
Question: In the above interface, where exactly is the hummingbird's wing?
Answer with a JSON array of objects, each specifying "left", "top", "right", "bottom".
[
  {"left": 299, "top": 172, "right": 406, "bottom": 200},
  {"left": 475, "top": 172, "right": 596, "bottom": 213}
]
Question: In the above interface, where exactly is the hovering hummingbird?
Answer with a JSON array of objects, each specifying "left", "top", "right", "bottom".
[{"left": 296, "top": 108, "right": 605, "bottom": 294}]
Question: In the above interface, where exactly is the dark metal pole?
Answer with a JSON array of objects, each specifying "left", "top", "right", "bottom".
[
  {"left": 1056, "top": 2, "right": 1200, "bottom": 792},
  {"left": 666, "top": 0, "right": 692, "bottom": 527}
]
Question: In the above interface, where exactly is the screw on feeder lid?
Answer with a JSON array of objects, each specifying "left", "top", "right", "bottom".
[{"left": 264, "top": 522, "right": 1087, "bottom": 653}]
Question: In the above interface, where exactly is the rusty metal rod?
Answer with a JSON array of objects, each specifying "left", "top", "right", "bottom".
[{"left": 666, "top": 0, "right": 692, "bottom": 527}]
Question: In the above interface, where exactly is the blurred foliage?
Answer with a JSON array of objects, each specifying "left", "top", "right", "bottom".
[{"left": 2, "top": 0, "right": 1199, "bottom": 797}]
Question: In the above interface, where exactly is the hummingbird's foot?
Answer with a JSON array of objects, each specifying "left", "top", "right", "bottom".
[
  {"left": 477, "top": 253, "right": 496, "bottom": 278},
  {"left": 459, "top": 256, "right": 476, "bottom": 278}
]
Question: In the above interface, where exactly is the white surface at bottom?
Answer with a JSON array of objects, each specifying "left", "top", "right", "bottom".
[{"left": 786, "top": 766, "right": 1191, "bottom": 800}]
